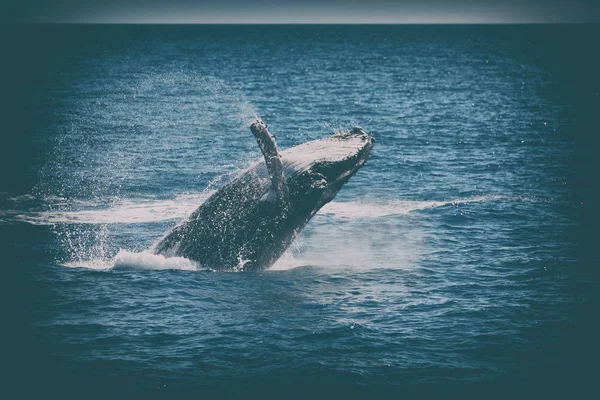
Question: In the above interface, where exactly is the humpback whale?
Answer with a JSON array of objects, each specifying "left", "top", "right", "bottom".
[{"left": 152, "top": 120, "right": 375, "bottom": 271}]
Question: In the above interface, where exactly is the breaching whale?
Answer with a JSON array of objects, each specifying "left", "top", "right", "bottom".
[{"left": 152, "top": 120, "right": 375, "bottom": 271}]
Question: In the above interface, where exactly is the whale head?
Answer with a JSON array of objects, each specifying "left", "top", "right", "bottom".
[{"left": 280, "top": 126, "right": 375, "bottom": 215}]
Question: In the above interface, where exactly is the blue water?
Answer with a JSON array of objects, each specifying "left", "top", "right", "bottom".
[{"left": 1, "top": 25, "right": 598, "bottom": 397}]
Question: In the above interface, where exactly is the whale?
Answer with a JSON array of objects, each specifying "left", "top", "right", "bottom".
[{"left": 152, "top": 120, "right": 375, "bottom": 271}]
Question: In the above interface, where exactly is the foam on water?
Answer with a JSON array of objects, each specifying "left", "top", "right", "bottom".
[
  {"left": 10, "top": 193, "right": 508, "bottom": 271},
  {"left": 14, "top": 193, "right": 213, "bottom": 225},
  {"left": 272, "top": 215, "right": 426, "bottom": 271},
  {"left": 113, "top": 250, "right": 199, "bottom": 271},
  {"left": 319, "top": 195, "right": 505, "bottom": 219},
  {"left": 13, "top": 194, "right": 505, "bottom": 225},
  {"left": 8, "top": 192, "right": 509, "bottom": 271},
  {"left": 64, "top": 250, "right": 199, "bottom": 271}
]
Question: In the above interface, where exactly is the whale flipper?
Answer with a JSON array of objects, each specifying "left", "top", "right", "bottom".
[{"left": 250, "top": 120, "right": 289, "bottom": 204}]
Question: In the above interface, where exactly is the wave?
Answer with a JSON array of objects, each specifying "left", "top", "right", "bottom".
[
  {"left": 13, "top": 193, "right": 213, "bottom": 225},
  {"left": 319, "top": 195, "right": 505, "bottom": 219},
  {"left": 63, "top": 250, "right": 199, "bottom": 271},
  {"left": 15, "top": 194, "right": 506, "bottom": 272},
  {"left": 11, "top": 194, "right": 505, "bottom": 225}
]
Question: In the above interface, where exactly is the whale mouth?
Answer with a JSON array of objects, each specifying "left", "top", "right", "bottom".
[
  {"left": 319, "top": 129, "right": 375, "bottom": 195},
  {"left": 279, "top": 127, "right": 375, "bottom": 187},
  {"left": 335, "top": 127, "right": 375, "bottom": 172},
  {"left": 330, "top": 126, "right": 375, "bottom": 167}
]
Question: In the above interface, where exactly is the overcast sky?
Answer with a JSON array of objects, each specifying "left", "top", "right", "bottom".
[{"left": 2, "top": 0, "right": 600, "bottom": 23}]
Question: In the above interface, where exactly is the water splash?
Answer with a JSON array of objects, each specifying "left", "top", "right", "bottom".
[
  {"left": 272, "top": 213, "right": 426, "bottom": 271},
  {"left": 30, "top": 71, "right": 262, "bottom": 268},
  {"left": 16, "top": 193, "right": 516, "bottom": 272},
  {"left": 14, "top": 194, "right": 506, "bottom": 225},
  {"left": 6, "top": 192, "right": 510, "bottom": 271},
  {"left": 131, "top": 73, "right": 261, "bottom": 127},
  {"left": 64, "top": 250, "right": 199, "bottom": 271},
  {"left": 16, "top": 193, "right": 213, "bottom": 225}
]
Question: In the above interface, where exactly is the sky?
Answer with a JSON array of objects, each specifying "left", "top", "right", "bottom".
[{"left": 2, "top": 0, "right": 600, "bottom": 23}]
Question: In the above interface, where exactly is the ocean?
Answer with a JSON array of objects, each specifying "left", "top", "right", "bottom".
[{"left": 1, "top": 24, "right": 598, "bottom": 397}]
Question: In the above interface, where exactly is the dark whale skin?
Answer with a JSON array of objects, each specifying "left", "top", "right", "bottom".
[{"left": 152, "top": 128, "right": 374, "bottom": 271}]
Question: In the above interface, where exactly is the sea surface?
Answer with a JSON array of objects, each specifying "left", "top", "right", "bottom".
[{"left": 1, "top": 24, "right": 598, "bottom": 397}]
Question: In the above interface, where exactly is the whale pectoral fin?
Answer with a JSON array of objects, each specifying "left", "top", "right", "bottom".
[
  {"left": 260, "top": 187, "right": 278, "bottom": 203},
  {"left": 251, "top": 120, "right": 289, "bottom": 204}
]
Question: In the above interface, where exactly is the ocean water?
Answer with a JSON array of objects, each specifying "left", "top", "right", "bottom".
[{"left": 1, "top": 25, "right": 598, "bottom": 397}]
